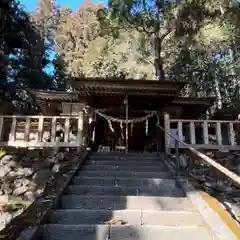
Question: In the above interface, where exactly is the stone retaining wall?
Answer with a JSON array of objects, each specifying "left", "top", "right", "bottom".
[{"left": 0, "top": 149, "right": 68, "bottom": 230}]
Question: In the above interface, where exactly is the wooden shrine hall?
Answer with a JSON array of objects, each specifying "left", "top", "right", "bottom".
[{"left": 30, "top": 78, "right": 214, "bottom": 152}]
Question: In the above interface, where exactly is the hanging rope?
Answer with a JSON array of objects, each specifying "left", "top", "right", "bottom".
[
  {"left": 145, "top": 119, "right": 148, "bottom": 136},
  {"left": 95, "top": 109, "right": 156, "bottom": 124},
  {"left": 120, "top": 121, "right": 124, "bottom": 139},
  {"left": 108, "top": 120, "right": 114, "bottom": 132}
]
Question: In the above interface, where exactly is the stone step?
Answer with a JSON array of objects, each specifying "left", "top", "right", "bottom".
[
  {"left": 60, "top": 195, "right": 195, "bottom": 211},
  {"left": 40, "top": 224, "right": 213, "bottom": 240},
  {"left": 91, "top": 152, "right": 159, "bottom": 156},
  {"left": 84, "top": 160, "right": 164, "bottom": 166},
  {"left": 71, "top": 176, "right": 176, "bottom": 187},
  {"left": 48, "top": 209, "right": 203, "bottom": 226},
  {"left": 90, "top": 156, "right": 161, "bottom": 161},
  {"left": 80, "top": 165, "right": 167, "bottom": 172},
  {"left": 75, "top": 170, "right": 173, "bottom": 178},
  {"left": 66, "top": 185, "right": 185, "bottom": 197}
]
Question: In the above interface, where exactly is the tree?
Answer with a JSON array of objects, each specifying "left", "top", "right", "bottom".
[
  {"left": 83, "top": 29, "right": 155, "bottom": 79},
  {"left": 0, "top": 0, "right": 55, "bottom": 113},
  {"left": 54, "top": 2, "right": 104, "bottom": 77},
  {"left": 98, "top": 0, "right": 187, "bottom": 80}
]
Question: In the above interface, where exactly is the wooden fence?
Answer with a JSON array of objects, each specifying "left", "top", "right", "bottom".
[
  {"left": 164, "top": 113, "right": 240, "bottom": 153},
  {"left": 0, "top": 115, "right": 84, "bottom": 148}
]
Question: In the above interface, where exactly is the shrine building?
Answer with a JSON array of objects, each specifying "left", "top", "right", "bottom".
[{"left": 30, "top": 78, "right": 214, "bottom": 152}]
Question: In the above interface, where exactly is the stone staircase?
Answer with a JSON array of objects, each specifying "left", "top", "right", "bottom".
[{"left": 36, "top": 152, "right": 215, "bottom": 239}]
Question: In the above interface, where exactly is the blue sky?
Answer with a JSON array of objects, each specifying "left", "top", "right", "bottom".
[{"left": 19, "top": 0, "right": 107, "bottom": 12}]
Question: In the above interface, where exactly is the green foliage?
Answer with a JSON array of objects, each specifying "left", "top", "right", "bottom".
[{"left": 2, "top": 0, "right": 240, "bottom": 114}]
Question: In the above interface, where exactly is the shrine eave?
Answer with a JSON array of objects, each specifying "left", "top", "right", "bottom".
[
  {"left": 172, "top": 97, "right": 216, "bottom": 119},
  {"left": 72, "top": 78, "right": 186, "bottom": 96},
  {"left": 173, "top": 97, "right": 215, "bottom": 106},
  {"left": 29, "top": 90, "right": 78, "bottom": 102}
]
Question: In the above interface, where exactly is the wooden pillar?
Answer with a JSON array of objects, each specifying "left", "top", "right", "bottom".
[
  {"left": 77, "top": 111, "right": 83, "bottom": 153},
  {"left": 125, "top": 95, "right": 129, "bottom": 153},
  {"left": 164, "top": 112, "right": 170, "bottom": 154}
]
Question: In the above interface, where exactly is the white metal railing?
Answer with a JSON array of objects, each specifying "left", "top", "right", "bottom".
[
  {"left": 0, "top": 115, "right": 84, "bottom": 149},
  {"left": 164, "top": 113, "right": 240, "bottom": 152}
]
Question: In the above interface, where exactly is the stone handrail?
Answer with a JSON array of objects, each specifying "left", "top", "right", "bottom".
[
  {"left": 157, "top": 124, "right": 240, "bottom": 187},
  {"left": 0, "top": 115, "right": 84, "bottom": 149}
]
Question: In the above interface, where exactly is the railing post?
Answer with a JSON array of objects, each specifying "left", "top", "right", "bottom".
[
  {"left": 10, "top": 117, "right": 17, "bottom": 142},
  {"left": 175, "top": 139, "right": 179, "bottom": 176},
  {"left": 51, "top": 117, "right": 57, "bottom": 143},
  {"left": 64, "top": 117, "right": 70, "bottom": 143},
  {"left": 216, "top": 122, "right": 222, "bottom": 145},
  {"left": 38, "top": 116, "right": 44, "bottom": 143},
  {"left": 203, "top": 121, "right": 209, "bottom": 144},
  {"left": 189, "top": 121, "right": 196, "bottom": 144},
  {"left": 228, "top": 122, "right": 236, "bottom": 146},
  {"left": 164, "top": 113, "right": 170, "bottom": 154},
  {"left": 177, "top": 121, "right": 183, "bottom": 141},
  {"left": 24, "top": 117, "right": 31, "bottom": 142}
]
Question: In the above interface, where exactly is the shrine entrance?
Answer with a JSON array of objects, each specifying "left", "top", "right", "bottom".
[{"left": 93, "top": 107, "right": 159, "bottom": 153}]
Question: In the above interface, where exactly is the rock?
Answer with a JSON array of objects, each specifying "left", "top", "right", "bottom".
[
  {"left": 14, "top": 179, "right": 23, "bottom": 188},
  {"left": 14, "top": 179, "right": 30, "bottom": 188},
  {"left": 179, "top": 154, "right": 188, "bottom": 168},
  {"left": 0, "top": 212, "right": 13, "bottom": 227},
  {"left": 13, "top": 186, "right": 28, "bottom": 196},
  {"left": 35, "top": 188, "right": 44, "bottom": 197},
  {"left": 32, "top": 161, "right": 53, "bottom": 172},
  {"left": 27, "top": 181, "right": 37, "bottom": 192},
  {"left": 0, "top": 155, "right": 13, "bottom": 165},
  {"left": 16, "top": 168, "right": 33, "bottom": 177},
  {"left": 205, "top": 151, "right": 215, "bottom": 158},
  {"left": 0, "top": 165, "right": 11, "bottom": 178},
  {"left": 214, "top": 151, "right": 230, "bottom": 159},
  {"left": 6, "top": 160, "right": 17, "bottom": 169},
  {"left": 56, "top": 152, "right": 65, "bottom": 162},
  {"left": 5, "top": 171, "right": 18, "bottom": 182},
  {"left": 24, "top": 191, "right": 36, "bottom": 201},
  {"left": 33, "top": 169, "right": 52, "bottom": 187},
  {"left": 52, "top": 163, "right": 60, "bottom": 173},
  {"left": 0, "top": 195, "right": 9, "bottom": 205},
  {"left": 12, "top": 208, "right": 24, "bottom": 218},
  {"left": 2, "top": 183, "right": 13, "bottom": 195}
]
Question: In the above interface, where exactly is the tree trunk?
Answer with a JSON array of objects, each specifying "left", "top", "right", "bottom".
[{"left": 154, "top": 0, "right": 165, "bottom": 80}]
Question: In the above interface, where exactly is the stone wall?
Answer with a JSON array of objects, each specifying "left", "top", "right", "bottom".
[{"left": 0, "top": 149, "right": 69, "bottom": 231}]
